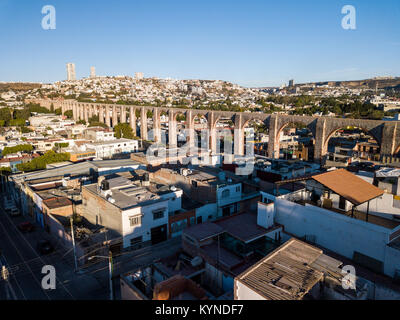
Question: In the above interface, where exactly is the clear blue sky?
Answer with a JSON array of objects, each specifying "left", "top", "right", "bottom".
[{"left": 0, "top": 0, "right": 399, "bottom": 87}]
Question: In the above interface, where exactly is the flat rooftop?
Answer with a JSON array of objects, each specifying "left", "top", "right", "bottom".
[{"left": 215, "top": 213, "right": 270, "bottom": 243}]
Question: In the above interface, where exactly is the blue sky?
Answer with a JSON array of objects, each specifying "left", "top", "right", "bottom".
[{"left": 0, "top": 0, "right": 399, "bottom": 87}]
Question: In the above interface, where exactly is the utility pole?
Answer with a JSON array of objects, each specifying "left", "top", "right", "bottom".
[
  {"left": 108, "top": 250, "right": 114, "bottom": 300},
  {"left": 2, "top": 265, "right": 10, "bottom": 300},
  {"left": 1, "top": 265, "right": 16, "bottom": 300},
  {"left": 70, "top": 216, "right": 78, "bottom": 272}
]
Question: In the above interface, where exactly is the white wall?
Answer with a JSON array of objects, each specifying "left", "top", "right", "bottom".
[
  {"left": 159, "top": 190, "right": 183, "bottom": 214},
  {"left": 357, "top": 193, "right": 400, "bottom": 219},
  {"left": 217, "top": 183, "right": 242, "bottom": 207},
  {"left": 235, "top": 280, "right": 265, "bottom": 300},
  {"left": 384, "top": 243, "right": 400, "bottom": 278},
  {"left": 257, "top": 202, "right": 274, "bottom": 229},
  {"left": 196, "top": 203, "right": 218, "bottom": 222},
  {"left": 274, "top": 199, "right": 391, "bottom": 269},
  {"left": 121, "top": 200, "right": 169, "bottom": 248}
]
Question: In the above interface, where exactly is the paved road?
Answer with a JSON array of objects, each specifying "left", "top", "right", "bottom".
[
  {"left": 0, "top": 207, "right": 108, "bottom": 300},
  {"left": 0, "top": 191, "right": 182, "bottom": 300},
  {"left": 79, "top": 236, "right": 182, "bottom": 300}
]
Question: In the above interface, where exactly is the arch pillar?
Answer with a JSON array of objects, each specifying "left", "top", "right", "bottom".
[
  {"left": 234, "top": 114, "right": 244, "bottom": 156},
  {"left": 129, "top": 107, "right": 136, "bottom": 136},
  {"left": 208, "top": 112, "right": 217, "bottom": 154},
  {"left": 267, "top": 114, "right": 279, "bottom": 159},
  {"left": 153, "top": 108, "right": 161, "bottom": 142},
  {"left": 314, "top": 118, "right": 327, "bottom": 162},
  {"left": 99, "top": 106, "right": 104, "bottom": 124},
  {"left": 105, "top": 105, "right": 111, "bottom": 127},
  {"left": 112, "top": 105, "right": 118, "bottom": 127},
  {"left": 380, "top": 122, "right": 397, "bottom": 158},
  {"left": 186, "top": 110, "right": 195, "bottom": 150},
  {"left": 73, "top": 103, "right": 78, "bottom": 120},
  {"left": 169, "top": 110, "right": 177, "bottom": 148},
  {"left": 84, "top": 105, "right": 89, "bottom": 123},
  {"left": 121, "top": 106, "right": 127, "bottom": 123},
  {"left": 140, "top": 107, "right": 148, "bottom": 140},
  {"left": 79, "top": 104, "right": 84, "bottom": 121}
]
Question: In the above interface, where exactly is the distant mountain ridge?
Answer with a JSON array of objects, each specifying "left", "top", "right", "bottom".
[{"left": 0, "top": 82, "right": 41, "bottom": 92}]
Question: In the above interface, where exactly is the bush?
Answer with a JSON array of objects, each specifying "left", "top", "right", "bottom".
[
  {"left": 16, "top": 150, "right": 70, "bottom": 172},
  {"left": 2, "top": 144, "right": 33, "bottom": 156}
]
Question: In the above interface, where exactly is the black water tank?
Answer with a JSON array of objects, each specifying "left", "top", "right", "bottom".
[{"left": 101, "top": 180, "right": 110, "bottom": 190}]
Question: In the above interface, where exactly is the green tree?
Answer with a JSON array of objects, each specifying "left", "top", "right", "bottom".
[
  {"left": 114, "top": 123, "right": 134, "bottom": 139},
  {"left": 2, "top": 144, "right": 33, "bottom": 156},
  {"left": 64, "top": 110, "right": 73, "bottom": 119},
  {"left": 16, "top": 150, "right": 70, "bottom": 172}
]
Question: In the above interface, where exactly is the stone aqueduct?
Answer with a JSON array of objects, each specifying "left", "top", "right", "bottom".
[{"left": 31, "top": 99, "right": 400, "bottom": 162}]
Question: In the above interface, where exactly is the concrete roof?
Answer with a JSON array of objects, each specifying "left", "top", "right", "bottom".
[
  {"left": 12, "top": 159, "right": 142, "bottom": 183},
  {"left": 183, "top": 222, "right": 225, "bottom": 242},
  {"left": 215, "top": 213, "right": 269, "bottom": 243},
  {"left": 43, "top": 197, "right": 72, "bottom": 209},
  {"left": 312, "top": 169, "right": 384, "bottom": 206}
]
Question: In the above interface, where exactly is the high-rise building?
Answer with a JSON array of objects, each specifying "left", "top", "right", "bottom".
[
  {"left": 66, "top": 63, "right": 76, "bottom": 81},
  {"left": 135, "top": 72, "right": 144, "bottom": 80},
  {"left": 90, "top": 66, "right": 96, "bottom": 78},
  {"left": 288, "top": 79, "right": 294, "bottom": 87}
]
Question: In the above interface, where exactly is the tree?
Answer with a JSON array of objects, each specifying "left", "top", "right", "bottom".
[
  {"left": 2, "top": 144, "right": 33, "bottom": 156},
  {"left": 64, "top": 110, "right": 73, "bottom": 119},
  {"left": 16, "top": 150, "right": 70, "bottom": 172},
  {"left": 114, "top": 123, "right": 134, "bottom": 139}
]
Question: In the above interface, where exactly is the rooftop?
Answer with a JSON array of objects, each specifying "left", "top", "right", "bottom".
[
  {"left": 215, "top": 213, "right": 270, "bottom": 244},
  {"left": 43, "top": 196, "right": 72, "bottom": 209},
  {"left": 312, "top": 169, "right": 384, "bottom": 206},
  {"left": 236, "top": 238, "right": 345, "bottom": 300}
]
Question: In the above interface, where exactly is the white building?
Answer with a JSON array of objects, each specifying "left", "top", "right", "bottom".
[
  {"left": 82, "top": 174, "right": 183, "bottom": 248},
  {"left": 135, "top": 72, "right": 144, "bottom": 80},
  {"left": 66, "top": 63, "right": 76, "bottom": 81},
  {"left": 86, "top": 138, "right": 139, "bottom": 159},
  {"left": 84, "top": 127, "right": 115, "bottom": 142},
  {"left": 260, "top": 169, "right": 400, "bottom": 279},
  {"left": 90, "top": 66, "right": 96, "bottom": 78}
]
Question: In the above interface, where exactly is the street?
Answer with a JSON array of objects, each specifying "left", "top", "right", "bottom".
[
  {"left": 0, "top": 203, "right": 182, "bottom": 300},
  {"left": 0, "top": 207, "right": 108, "bottom": 300}
]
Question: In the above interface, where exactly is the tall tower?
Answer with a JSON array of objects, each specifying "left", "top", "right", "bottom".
[
  {"left": 66, "top": 63, "right": 76, "bottom": 81},
  {"left": 90, "top": 66, "right": 96, "bottom": 78},
  {"left": 135, "top": 72, "right": 144, "bottom": 80}
]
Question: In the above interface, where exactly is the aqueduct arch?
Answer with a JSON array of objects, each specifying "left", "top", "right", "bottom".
[{"left": 33, "top": 99, "right": 400, "bottom": 162}]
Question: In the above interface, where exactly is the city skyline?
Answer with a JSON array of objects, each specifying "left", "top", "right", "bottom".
[{"left": 0, "top": 0, "right": 399, "bottom": 87}]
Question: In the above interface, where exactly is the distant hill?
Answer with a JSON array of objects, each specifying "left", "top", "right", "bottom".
[
  {"left": 0, "top": 82, "right": 41, "bottom": 92},
  {"left": 298, "top": 77, "right": 400, "bottom": 90}
]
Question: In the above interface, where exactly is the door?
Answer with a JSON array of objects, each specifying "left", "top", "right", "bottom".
[
  {"left": 151, "top": 224, "right": 167, "bottom": 245},
  {"left": 339, "top": 196, "right": 346, "bottom": 210}
]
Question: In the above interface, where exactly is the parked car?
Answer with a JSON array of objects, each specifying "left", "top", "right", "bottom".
[
  {"left": 37, "top": 240, "right": 54, "bottom": 255},
  {"left": 18, "top": 222, "right": 35, "bottom": 233}
]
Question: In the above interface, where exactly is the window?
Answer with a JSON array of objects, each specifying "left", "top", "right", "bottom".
[
  {"left": 236, "top": 186, "right": 241, "bottom": 192},
  {"left": 152, "top": 209, "right": 165, "bottom": 220},
  {"left": 129, "top": 215, "right": 142, "bottom": 227}
]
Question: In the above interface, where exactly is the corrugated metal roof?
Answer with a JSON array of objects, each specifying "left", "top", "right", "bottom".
[{"left": 236, "top": 239, "right": 324, "bottom": 300}]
